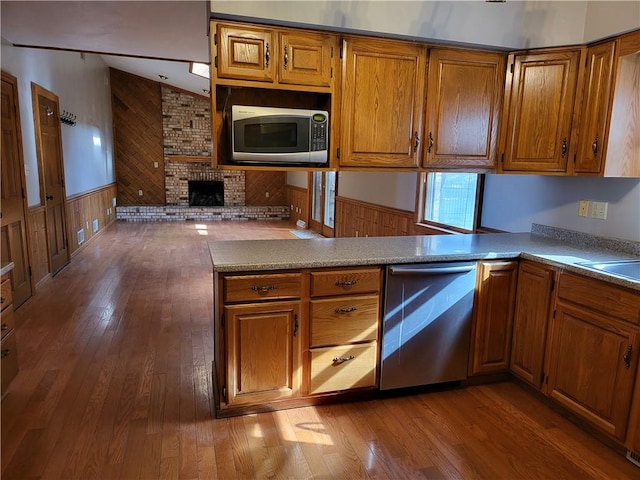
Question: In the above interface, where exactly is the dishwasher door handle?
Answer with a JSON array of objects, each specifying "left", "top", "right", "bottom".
[{"left": 388, "top": 264, "right": 476, "bottom": 276}]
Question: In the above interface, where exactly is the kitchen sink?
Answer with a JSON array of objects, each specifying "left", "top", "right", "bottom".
[{"left": 577, "top": 259, "right": 640, "bottom": 282}]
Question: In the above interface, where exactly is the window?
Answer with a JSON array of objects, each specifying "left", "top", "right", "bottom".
[{"left": 419, "top": 172, "right": 482, "bottom": 232}]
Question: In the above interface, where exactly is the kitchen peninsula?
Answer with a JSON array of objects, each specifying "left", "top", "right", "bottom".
[{"left": 209, "top": 228, "right": 640, "bottom": 455}]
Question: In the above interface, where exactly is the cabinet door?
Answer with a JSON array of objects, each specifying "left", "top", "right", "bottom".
[
  {"left": 469, "top": 261, "right": 518, "bottom": 376},
  {"left": 547, "top": 303, "right": 639, "bottom": 440},
  {"left": 216, "top": 24, "right": 275, "bottom": 82},
  {"left": 225, "top": 301, "right": 301, "bottom": 406},
  {"left": 502, "top": 49, "right": 582, "bottom": 173},
  {"left": 278, "top": 31, "right": 334, "bottom": 87},
  {"left": 574, "top": 41, "right": 616, "bottom": 174},
  {"left": 340, "top": 37, "right": 426, "bottom": 168},
  {"left": 510, "top": 261, "right": 555, "bottom": 388},
  {"left": 424, "top": 49, "right": 505, "bottom": 169}
]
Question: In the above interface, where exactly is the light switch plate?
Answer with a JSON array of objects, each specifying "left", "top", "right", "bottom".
[{"left": 578, "top": 200, "right": 589, "bottom": 217}]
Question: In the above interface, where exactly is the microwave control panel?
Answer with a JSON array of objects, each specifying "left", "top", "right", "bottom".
[{"left": 310, "top": 113, "right": 328, "bottom": 152}]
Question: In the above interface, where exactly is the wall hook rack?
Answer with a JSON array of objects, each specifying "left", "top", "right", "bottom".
[{"left": 60, "top": 110, "right": 77, "bottom": 126}]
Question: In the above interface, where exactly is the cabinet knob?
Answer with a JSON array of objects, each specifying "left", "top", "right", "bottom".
[
  {"left": 624, "top": 344, "right": 633, "bottom": 369},
  {"left": 251, "top": 285, "right": 277, "bottom": 294},
  {"left": 561, "top": 137, "right": 568, "bottom": 158},
  {"left": 1, "top": 348, "right": 10, "bottom": 358},
  {"left": 428, "top": 132, "right": 434, "bottom": 153},
  {"left": 0, "top": 296, "right": 4, "bottom": 304},
  {"left": 591, "top": 134, "right": 599, "bottom": 157},
  {"left": 413, "top": 131, "right": 420, "bottom": 153},
  {"left": 1, "top": 323, "right": 8, "bottom": 331}
]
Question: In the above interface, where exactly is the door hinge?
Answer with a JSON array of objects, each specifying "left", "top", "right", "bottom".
[
  {"left": 340, "top": 40, "right": 345, "bottom": 59},
  {"left": 553, "top": 309, "right": 556, "bottom": 319},
  {"left": 214, "top": 56, "right": 218, "bottom": 68},
  {"left": 220, "top": 313, "right": 225, "bottom": 328},
  {"left": 222, "top": 386, "right": 227, "bottom": 401},
  {"left": 330, "top": 46, "right": 334, "bottom": 58},
  {"left": 500, "top": 153, "right": 504, "bottom": 163},
  {"left": 573, "top": 153, "right": 577, "bottom": 164},
  {"left": 330, "top": 67, "right": 333, "bottom": 78},
  {"left": 337, "top": 147, "right": 340, "bottom": 159},
  {"left": 293, "top": 313, "right": 299, "bottom": 336},
  {"left": 540, "top": 371, "right": 545, "bottom": 385},
  {"left": 550, "top": 278, "right": 555, "bottom": 291},
  {"left": 214, "top": 29, "right": 218, "bottom": 46},
  {"left": 510, "top": 63, "right": 514, "bottom": 74},
  {"left": 28, "top": 265, "right": 32, "bottom": 277},
  {"left": 545, "top": 375, "right": 549, "bottom": 385}
]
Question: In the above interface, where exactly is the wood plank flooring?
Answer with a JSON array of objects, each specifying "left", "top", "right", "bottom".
[{"left": 2, "top": 220, "right": 638, "bottom": 479}]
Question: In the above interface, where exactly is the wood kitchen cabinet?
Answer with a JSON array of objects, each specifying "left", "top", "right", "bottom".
[
  {"left": 214, "top": 267, "right": 382, "bottom": 416},
  {"left": 224, "top": 300, "right": 302, "bottom": 406},
  {"left": 424, "top": 49, "right": 506, "bottom": 170},
  {"left": 469, "top": 260, "right": 518, "bottom": 376},
  {"left": 547, "top": 272, "right": 640, "bottom": 441},
  {"left": 500, "top": 48, "right": 583, "bottom": 174},
  {"left": 308, "top": 268, "right": 381, "bottom": 394},
  {"left": 213, "top": 22, "right": 337, "bottom": 90},
  {"left": 340, "top": 36, "right": 426, "bottom": 168},
  {"left": 510, "top": 261, "right": 556, "bottom": 388}
]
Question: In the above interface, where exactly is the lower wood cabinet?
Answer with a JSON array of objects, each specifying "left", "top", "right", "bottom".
[
  {"left": 510, "top": 261, "right": 556, "bottom": 388},
  {"left": 224, "top": 300, "right": 302, "bottom": 406},
  {"left": 1, "top": 270, "right": 18, "bottom": 398},
  {"left": 469, "top": 260, "right": 518, "bottom": 376},
  {"left": 548, "top": 272, "right": 640, "bottom": 442},
  {"left": 214, "top": 267, "right": 381, "bottom": 416}
]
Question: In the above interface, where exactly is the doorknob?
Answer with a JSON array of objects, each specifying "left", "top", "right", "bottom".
[{"left": 46, "top": 195, "right": 54, "bottom": 201}]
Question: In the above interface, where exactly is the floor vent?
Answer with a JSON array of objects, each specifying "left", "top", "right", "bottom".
[
  {"left": 627, "top": 450, "right": 640, "bottom": 468},
  {"left": 77, "top": 229, "right": 85, "bottom": 245},
  {"left": 92, "top": 218, "right": 99, "bottom": 233}
]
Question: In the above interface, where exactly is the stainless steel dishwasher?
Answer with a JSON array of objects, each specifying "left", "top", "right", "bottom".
[{"left": 380, "top": 262, "right": 477, "bottom": 390}]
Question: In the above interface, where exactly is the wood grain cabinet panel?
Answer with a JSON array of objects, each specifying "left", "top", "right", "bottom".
[
  {"left": 510, "top": 261, "right": 556, "bottom": 388},
  {"left": 547, "top": 303, "right": 639, "bottom": 440},
  {"left": 224, "top": 273, "right": 302, "bottom": 303},
  {"left": 501, "top": 49, "right": 583, "bottom": 173},
  {"left": 224, "top": 300, "right": 302, "bottom": 406},
  {"left": 469, "top": 260, "right": 518, "bottom": 376},
  {"left": 310, "top": 268, "right": 381, "bottom": 297},
  {"left": 278, "top": 31, "right": 334, "bottom": 87},
  {"left": 574, "top": 41, "right": 616, "bottom": 174},
  {"left": 309, "top": 343, "right": 377, "bottom": 394},
  {"left": 310, "top": 295, "right": 380, "bottom": 347},
  {"left": 216, "top": 23, "right": 275, "bottom": 82},
  {"left": 340, "top": 37, "right": 426, "bottom": 168},
  {"left": 424, "top": 49, "right": 506, "bottom": 169},
  {"left": 0, "top": 271, "right": 17, "bottom": 398}
]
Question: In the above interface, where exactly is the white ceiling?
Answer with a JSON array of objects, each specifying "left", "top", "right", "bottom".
[{"left": 0, "top": 0, "right": 211, "bottom": 95}]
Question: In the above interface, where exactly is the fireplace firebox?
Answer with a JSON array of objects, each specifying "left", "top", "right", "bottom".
[{"left": 188, "top": 180, "right": 224, "bottom": 207}]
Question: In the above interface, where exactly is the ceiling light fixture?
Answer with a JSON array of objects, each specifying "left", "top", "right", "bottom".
[
  {"left": 190, "top": 62, "right": 210, "bottom": 79},
  {"left": 203, "top": 89, "right": 210, "bottom": 95},
  {"left": 158, "top": 74, "right": 168, "bottom": 80}
]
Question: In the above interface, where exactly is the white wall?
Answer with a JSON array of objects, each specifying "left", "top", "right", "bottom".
[
  {"left": 1, "top": 40, "right": 115, "bottom": 206},
  {"left": 337, "top": 172, "right": 417, "bottom": 212},
  {"left": 482, "top": 175, "right": 640, "bottom": 242},
  {"left": 286, "top": 171, "right": 308, "bottom": 189},
  {"left": 212, "top": 1, "right": 638, "bottom": 49}
]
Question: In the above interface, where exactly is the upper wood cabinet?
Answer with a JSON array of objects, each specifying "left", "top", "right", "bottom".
[
  {"left": 213, "top": 22, "right": 337, "bottom": 91},
  {"left": 424, "top": 49, "right": 506, "bottom": 170},
  {"left": 340, "top": 37, "right": 426, "bottom": 168},
  {"left": 500, "top": 48, "right": 583, "bottom": 174},
  {"left": 573, "top": 41, "right": 616, "bottom": 174}
]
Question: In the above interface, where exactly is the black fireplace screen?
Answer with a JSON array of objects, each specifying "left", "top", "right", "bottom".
[{"left": 188, "top": 180, "right": 224, "bottom": 206}]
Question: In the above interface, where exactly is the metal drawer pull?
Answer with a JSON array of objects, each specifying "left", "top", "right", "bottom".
[
  {"left": 624, "top": 344, "right": 633, "bottom": 369},
  {"left": 251, "top": 285, "right": 277, "bottom": 294},
  {"left": 1, "top": 348, "right": 10, "bottom": 358},
  {"left": 335, "top": 280, "right": 358, "bottom": 288},
  {"left": 335, "top": 306, "right": 357, "bottom": 314},
  {"left": 1, "top": 323, "right": 8, "bottom": 331},
  {"left": 332, "top": 355, "right": 355, "bottom": 364}
]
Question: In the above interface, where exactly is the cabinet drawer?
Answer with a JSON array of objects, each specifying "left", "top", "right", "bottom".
[
  {"left": 1, "top": 330, "right": 18, "bottom": 398},
  {"left": 558, "top": 273, "right": 640, "bottom": 324},
  {"left": 309, "top": 343, "right": 377, "bottom": 394},
  {"left": 224, "top": 273, "right": 302, "bottom": 303},
  {"left": 1, "top": 279, "right": 12, "bottom": 312},
  {"left": 310, "top": 268, "right": 381, "bottom": 297},
  {"left": 310, "top": 295, "right": 380, "bottom": 347},
  {"left": 1, "top": 306, "right": 15, "bottom": 340}
]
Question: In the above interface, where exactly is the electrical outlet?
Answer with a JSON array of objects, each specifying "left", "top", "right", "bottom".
[
  {"left": 591, "top": 201, "right": 608, "bottom": 220},
  {"left": 138, "top": 190, "right": 143, "bottom": 196},
  {"left": 265, "top": 191, "right": 270, "bottom": 198},
  {"left": 578, "top": 200, "right": 589, "bottom": 217},
  {"left": 154, "top": 162, "right": 158, "bottom": 168}
]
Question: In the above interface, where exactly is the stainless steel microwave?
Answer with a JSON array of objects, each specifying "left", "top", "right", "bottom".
[{"left": 231, "top": 105, "right": 329, "bottom": 165}]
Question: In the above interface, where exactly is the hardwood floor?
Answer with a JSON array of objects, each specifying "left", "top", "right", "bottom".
[{"left": 1, "top": 220, "right": 638, "bottom": 479}]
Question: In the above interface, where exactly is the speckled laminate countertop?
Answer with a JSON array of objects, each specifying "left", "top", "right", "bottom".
[{"left": 208, "top": 232, "right": 640, "bottom": 291}]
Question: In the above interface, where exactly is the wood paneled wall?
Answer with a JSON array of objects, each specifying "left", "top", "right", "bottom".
[
  {"left": 286, "top": 185, "right": 309, "bottom": 226},
  {"left": 26, "top": 207, "right": 49, "bottom": 288},
  {"left": 66, "top": 184, "right": 117, "bottom": 255},
  {"left": 335, "top": 197, "right": 452, "bottom": 237},
  {"left": 245, "top": 171, "right": 286, "bottom": 206},
  {"left": 110, "top": 68, "right": 165, "bottom": 206}
]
